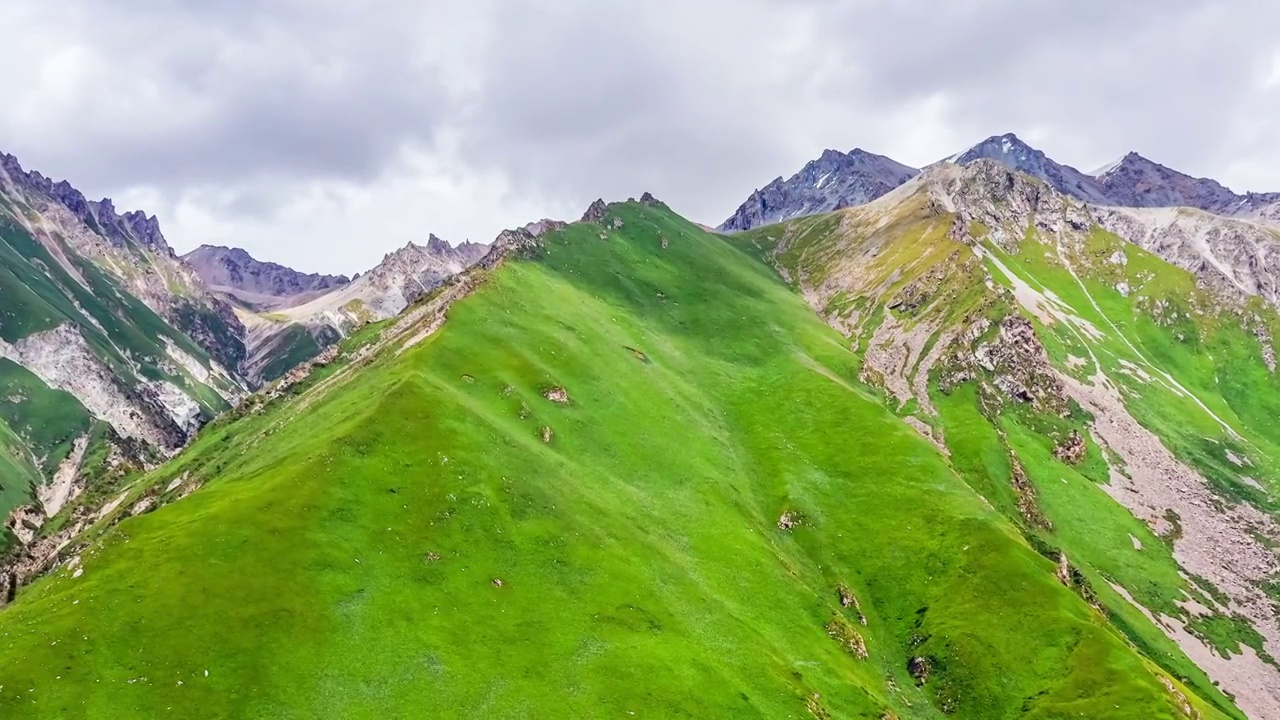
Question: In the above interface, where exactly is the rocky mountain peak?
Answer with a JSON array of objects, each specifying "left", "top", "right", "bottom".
[
  {"left": 639, "top": 191, "right": 666, "bottom": 208},
  {"left": 1089, "top": 151, "right": 1261, "bottom": 213},
  {"left": 0, "top": 150, "right": 175, "bottom": 253},
  {"left": 943, "top": 133, "right": 1112, "bottom": 205},
  {"left": 718, "top": 146, "right": 919, "bottom": 232},
  {"left": 946, "top": 133, "right": 1033, "bottom": 164},
  {"left": 425, "top": 233, "right": 451, "bottom": 255}
]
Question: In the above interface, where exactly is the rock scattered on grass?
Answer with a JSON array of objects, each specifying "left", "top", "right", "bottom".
[
  {"left": 777, "top": 511, "right": 802, "bottom": 531},
  {"left": 542, "top": 387, "right": 571, "bottom": 404},
  {"left": 838, "top": 584, "right": 867, "bottom": 625},
  {"left": 1052, "top": 431, "right": 1086, "bottom": 465},
  {"left": 825, "top": 618, "right": 869, "bottom": 659},
  {"left": 908, "top": 656, "right": 931, "bottom": 685},
  {"left": 540, "top": 427, "right": 554, "bottom": 443}
]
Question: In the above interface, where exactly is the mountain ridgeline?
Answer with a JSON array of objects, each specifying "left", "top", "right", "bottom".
[
  {"left": 224, "top": 233, "right": 491, "bottom": 385},
  {"left": 1, "top": 137, "right": 1280, "bottom": 718},
  {"left": 723, "top": 133, "right": 1280, "bottom": 233}
]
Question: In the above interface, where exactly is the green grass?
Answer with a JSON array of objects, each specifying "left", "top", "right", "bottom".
[
  {"left": 0, "top": 360, "right": 93, "bottom": 523},
  {"left": 0, "top": 360, "right": 92, "bottom": 476},
  {"left": 0, "top": 203, "right": 1214, "bottom": 718},
  {"left": 257, "top": 324, "right": 323, "bottom": 382}
]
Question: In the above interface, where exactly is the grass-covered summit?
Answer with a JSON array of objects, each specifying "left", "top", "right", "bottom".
[{"left": 0, "top": 198, "right": 1235, "bottom": 718}]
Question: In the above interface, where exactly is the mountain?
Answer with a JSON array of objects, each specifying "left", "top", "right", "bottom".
[
  {"left": 235, "top": 234, "right": 490, "bottom": 384},
  {"left": 718, "top": 148, "right": 918, "bottom": 231},
  {"left": 0, "top": 152, "right": 248, "bottom": 542},
  {"left": 181, "top": 245, "right": 350, "bottom": 312},
  {"left": 732, "top": 160, "right": 1280, "bottom": 718},
  {"left": 1, "top": 190, "right": 1276, "bottom": 718}
]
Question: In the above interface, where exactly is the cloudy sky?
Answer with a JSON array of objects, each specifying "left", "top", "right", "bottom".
[{"left": 2, "top": 0, "right": 1278, "bottom": 275}]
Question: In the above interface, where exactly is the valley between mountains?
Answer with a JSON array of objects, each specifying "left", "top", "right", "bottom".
[{"left": 2, "top": 136, "right": 1280, "bottom": 718}]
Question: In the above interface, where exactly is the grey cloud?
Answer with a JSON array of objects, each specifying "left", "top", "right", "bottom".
[
  {"left": 1, "top": 0, "right": 1279, "bottom": 271},
  {"left": 1, "top": 0, "right": 452, "bottom": 192}
]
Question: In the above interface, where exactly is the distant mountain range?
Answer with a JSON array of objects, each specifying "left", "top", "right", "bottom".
[
  {"left": 226, "top": 234, "right": 490, "bottom": 384},
  {"left": 181, "top": 245, "right": 351, "bottom": 312},
  {"left": 722, "top": 132, "right": 1280, "bottom": 233}
]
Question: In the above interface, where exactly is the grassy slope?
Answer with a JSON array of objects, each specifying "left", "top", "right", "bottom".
[
  {"left": 0, "top": 204, "right": 1207, "bottom": 719},
  {"left": 0, "top": 359, "right": 92, "bottom": 476},
  {"left": 256, "top": 324, "right": 324, "bottom": 383}
]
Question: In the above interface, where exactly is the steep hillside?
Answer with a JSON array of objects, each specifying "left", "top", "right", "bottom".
[
  {"left": 0, "top": 154, "right": 246, "bottom": 373},
  {"left": 182, "top": 245, "right": 350, "bottom": 312},
  {"left": 0, "top": 153, "right": 248, "bottom": 549},
  {"left": 0, "top": 198, "right": 1233, "bottom": 718},
  {"left": 732, "top": 161, "right": 1280, "bottom": 718}
]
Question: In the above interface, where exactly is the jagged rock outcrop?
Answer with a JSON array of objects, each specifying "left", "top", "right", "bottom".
[
  {"left": 720, "top": 148, "right": 919, "bottom": 232},
  {"left": 582, "top": 199, "right": 610, "bottom": 223},
  {"left": 930, "top": 160, "right": 1093, "bottom": 252}
]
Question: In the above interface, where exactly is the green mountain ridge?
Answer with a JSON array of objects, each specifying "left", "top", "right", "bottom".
[{"left": 0, "top": 190, "right": 1270, "bottom": 717}]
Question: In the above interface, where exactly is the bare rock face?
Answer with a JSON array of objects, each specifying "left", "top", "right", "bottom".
[
  {"left": 0, "top": 325, "right": 192, "bottom": 448},
  {"left": 964, "top": 315, "right": 1071, "bottom": 416},
  {"left": 930, "top": 161, "right": 1092, "bottom": 253},
  {"left": 1092, "top": 205, "right": 1280, "bottom": 307}
]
